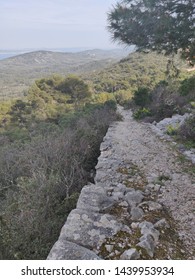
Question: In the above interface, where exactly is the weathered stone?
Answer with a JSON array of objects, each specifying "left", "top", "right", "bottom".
[
  {"left": 130, "top": 207, "right": 144, "bottom": 221},
  {"left": 111, "top": 191, "right": 124, "bottom": 201},
  {"left": 155, "top": 113, "right": 190, "bottom": 133},
  {"left": 105, "top": 244, "right": 114, "bottom": 253},
  {"left": 47, "top": 240, "right": 101, "bottom": 260},
  {"left": 131, "top": 222, "right": 139, "bottom": 229},
  {"left": 139, "top": 201, "right": 163, "bottom": 211},
  {"left": 120, "top": 248, "right": 140, "bottom": 260},
  {"left": 183, "top": 149, "right": 195, "bottom": 164},
  {"left": 137, "top": 234, "right": 155, "bottom": 257},
  {"left": 118, "top": 201, "right": 129, "bottom": 208},
  {"left": 154, "top": 219, "right": 170, "bottom": 229},
  {"left": 76, "top": 184, "right": 115, "bottom": 213},
  {"left": 139, "top": 221, "right": 154, "bottom": 231},
  {"left": 125, "top": 190, "right": 144, "bottom": 207},
  {"left": 139, "top": 221, "right": 160, "bottom": 243},
  {"left": 59, "top": 209, "right": 126, "bottom": 249}
]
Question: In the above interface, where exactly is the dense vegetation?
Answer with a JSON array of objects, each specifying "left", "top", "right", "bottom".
[
  {"left": 130, "top": 75, "right": 195, "bottom": 147},
  {"left": 0, "top": 74, "right": 119, "bottom": 259}
]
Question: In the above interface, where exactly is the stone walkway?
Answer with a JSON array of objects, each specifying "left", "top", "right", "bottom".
[{"left": 47, "top": 106, "right": 195, "bottom": 260}]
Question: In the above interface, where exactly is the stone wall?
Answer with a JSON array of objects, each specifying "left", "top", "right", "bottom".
[
  {"left": 47, "top": 120, "right": 162, "bottom": 260},
  {"left": 47, "top": 107, "right": 194, "bottom": 260}
]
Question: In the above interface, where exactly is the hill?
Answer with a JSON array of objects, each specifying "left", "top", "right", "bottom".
[{"left": 0, "top": 49, "right": 129, "bottom": 100}]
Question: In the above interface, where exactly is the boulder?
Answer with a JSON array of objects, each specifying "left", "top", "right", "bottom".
[
  {"left": 47, "top": 240, "right": 101, "bottom": 260},
  {"left": 125, "top": 190, "right": 144, "bottom": 207},
  {"left": 130, "top": 207, "right": 144, "bottom": 221},
  {"left": 120, "top": 248, "right": 140, "bottom": 260}
]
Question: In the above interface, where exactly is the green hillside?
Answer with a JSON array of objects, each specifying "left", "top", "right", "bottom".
[{"left": 0, "top": 49, "right": 129, "bottom": 100}]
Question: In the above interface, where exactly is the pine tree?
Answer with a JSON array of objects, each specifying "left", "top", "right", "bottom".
[{"left": 108, "top": 0, "right": 195, "bottom": 64}]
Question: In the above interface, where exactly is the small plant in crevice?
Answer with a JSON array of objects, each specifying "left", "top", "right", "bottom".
[
  {"left": 166, "top": 124, "right": 179, "bottom": 136},
  {"left": 133, "top": 107, "right": 151, "bottom": 120}
]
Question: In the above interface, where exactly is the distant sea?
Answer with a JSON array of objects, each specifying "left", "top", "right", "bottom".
[{"left": 0, "top": 53, "right": 18, "bottom": 60}]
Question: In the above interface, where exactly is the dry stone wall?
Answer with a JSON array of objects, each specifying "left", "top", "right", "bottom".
[{"left": 47, "top": 107, "right": 195, "bottom": 260}]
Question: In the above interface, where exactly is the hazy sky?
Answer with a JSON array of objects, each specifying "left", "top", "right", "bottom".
[{"left": 1, "top": 0, "right": 120, "bottom": 50}]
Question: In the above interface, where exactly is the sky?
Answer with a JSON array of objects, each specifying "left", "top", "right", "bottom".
[{"left": 0, "top": 0, "right": 120, "bottom": 50}]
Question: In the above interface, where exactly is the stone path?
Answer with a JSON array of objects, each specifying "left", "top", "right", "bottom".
[{"left": 47, "top": 106, "right": 195, "bottom": 260}]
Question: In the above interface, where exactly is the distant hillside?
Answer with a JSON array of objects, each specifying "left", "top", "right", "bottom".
[
  {"left": 86, "top": 52, "right": 189, "bottom": 95},
  {"left": 0, "top": 49, "right": 129, "bottom": 100}
]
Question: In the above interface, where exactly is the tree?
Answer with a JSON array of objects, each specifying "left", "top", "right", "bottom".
[
  {"left": 108, "top": 0, "right": 195, "bottom": 64},
  {"left": 57, "top": 75, "right": 91, "bottom": 107}
]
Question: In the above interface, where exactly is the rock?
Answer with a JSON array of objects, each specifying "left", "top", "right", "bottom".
[
  {"left": 153, "top": 185, "right": 161, "bottom": 192},
  {"left": 139, "top": 221, "right": 160, "bottom": 243},
  {"left": 59, "top": 209, "right": 127, "bottom": 249},
  {"left": 130, "top": 207, "right": 144, "bottom": 221},
  {"left": 47, "top": 240, "right": 101, "bottom": 260},
  {"left": 76, "top": 184, "right": 115, "bottom": 213},
  {"left": 125, "top": 190, "right": 144, "bottom": 207},
  {"left": 155, "top": 113, "right": 190, "bottom": 133},
  {"left": 154, "top": 219, "right": 170, "bottom": 229},
  {"left": 120, "top": 248, "right": 140, "bottom": 260},
  {"left": 183, "top": 149, "right": 195, "bottom": 164},
  {"left": 139, "top": 221, "right": 154, "bottom": 231},
  {"left": 139, "top": 201, "right": 163, "bottom": 211},
  {"left": 105, "top": 244, "right": 114, "bottom": 253},
  {"left": 116, "top": 183, "right": 127, "bottom": 193},
  {"left": 118, "top": 201, "right": 129, "bottom": 208},
  {"left": 111, "top": 191, "right": 124, "bottom": 201},
  {"left": 137, "top": 234, "right": 155, "bottom": 257},
  {"left": 131, "top": 222, "right": 139, "bottom": 229}
]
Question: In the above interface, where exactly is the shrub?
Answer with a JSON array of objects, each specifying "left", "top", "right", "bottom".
[
  {"left": 133, "top": 87, "right": 151, "bottom": 107},
  {"left": 166, "top": 124, "right": 179, "bottom": 136},
  {"left": 178, "top": 114, "right": 195, "bottom": 146},
  {"left": 179, "top": 75, "right": 195, "bottom": 96},
  {"left": 0, "top": 102, "right": 118, "bottom": 259},
  {"left": 104, "top": 99, "right": 117, "bottom": 111},
  {"left": 133, "top": 107, "right": 151, "bottom": 120},
  {"left": 147, "top": 82, "right": 187, "bottom": 121}
]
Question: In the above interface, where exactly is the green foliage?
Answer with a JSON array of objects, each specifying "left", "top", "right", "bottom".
[
  {"left": 104, "top": 99, "right": 117, "bottom": 111},
  {"left": 166, "top": 124, "right": 179, "bottom": 136},
  {"left": 137, "top": 80, "right": 191, "bottom": 121},
  {"left": 179, "top": 75, "right": 195, "bottom": 96},
  {"left": 89, "top": 52, "right": 167, "bottom": 97},
  {"left": 0, "top": 101, "right": 118, "bottom": 259},
  {"left": 178, "top": 114, "right": 195, "bottom": 146},
  {"left": 133, "top": 107, "right": 151, "bottom": 120},
  {"left": 114, "top": 90, "right": 133, "bottom": 105},
  {"left": 133, "top": 87, "right": 151, "bottom": 107},
  {"left": 108, "top": 0, "right": 195, "bottom": 64},
  {"left": 57, "top": 75, "right": 91, "bottom": 102}
]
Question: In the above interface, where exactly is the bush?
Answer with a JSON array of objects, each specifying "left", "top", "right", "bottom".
[
  {"left": 179, "top": 75, "right": 195, "bottom": 96},
  {"left": 166, "top": 124, "right": 179, "bottom": 136},
  {"left": 178, "top": 114, "right": 195, "bottom": 146},
  {"left": 0, "top": 102, "right": 118, "bottom": 259},
  {"left": 133, "top": 107, "right": 151, "bottom": 120},
  {"left": 133, "top": 87, "right": 151, "bottom": 107},
  {"left": 104, "top": 99, "right": 117, "bottom": 111},
  {"left": 146, "top": 82, "right": 187, "bottom": 121}
]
